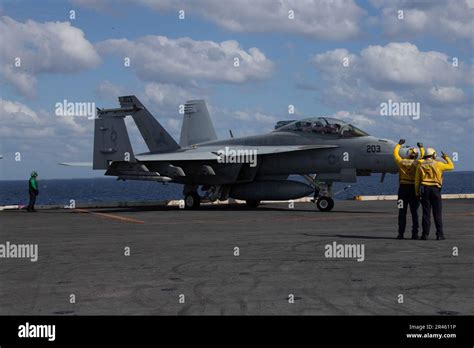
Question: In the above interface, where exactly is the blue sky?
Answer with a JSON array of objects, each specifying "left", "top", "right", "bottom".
[{"left": 0, "top": 0, "right": 473, "bottom": 179}]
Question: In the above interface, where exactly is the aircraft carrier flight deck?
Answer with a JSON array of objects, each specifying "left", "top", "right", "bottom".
[{"left": 0, "top": 200, "right": 473, "bottom": 315}]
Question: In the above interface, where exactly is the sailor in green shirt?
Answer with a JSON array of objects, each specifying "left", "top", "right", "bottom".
[{"left": 27, "top": 171, "right": 39, "bottom": 212}]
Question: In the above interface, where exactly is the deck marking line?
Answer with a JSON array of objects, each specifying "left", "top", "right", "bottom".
[{"left": 72, "top": 208, "right": 145, "bottom": 224}]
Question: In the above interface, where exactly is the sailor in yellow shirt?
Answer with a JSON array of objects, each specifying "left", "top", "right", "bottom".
[
  {"left": 415, "top": 148, "right": 454, "bottom": 240},
  {"left": 393, "top": 139, "right": 424, "bottom": 239}
]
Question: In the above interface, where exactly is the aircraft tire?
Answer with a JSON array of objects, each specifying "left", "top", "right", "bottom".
[
  {"left": 316, "top": 196, "right": 334, "bottom": 212},
  {"left": 246, "top": 200, "right": 260, "bottom": 208},
  {"left": 184, "top": 192, "right": 201, "bottom": 209}
]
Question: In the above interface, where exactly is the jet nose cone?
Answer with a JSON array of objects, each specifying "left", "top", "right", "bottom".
[
  {"left": 383, "top": 140, "right": 398, "bottom": 173},
  {"left": 380, "top": 138, "right": 397, "bottom": 151}
]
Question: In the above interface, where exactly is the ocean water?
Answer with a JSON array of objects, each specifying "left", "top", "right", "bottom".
[{"left": 0, "top": 172, "right": 473, "bottom": 206}]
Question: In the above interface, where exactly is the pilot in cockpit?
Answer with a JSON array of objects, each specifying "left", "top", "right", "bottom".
[
  {"left": 311, "top": 121, "right": 325, "bottom": 133},
  {"left": 324, "top": 123, "right": 340, "bottom": 134},
  {"left": 273, "top": 118, "right": 369, "bottom": 138}
]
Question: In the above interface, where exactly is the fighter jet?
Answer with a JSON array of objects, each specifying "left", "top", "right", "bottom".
[{"left": 62, "top": 96, "right": 398, "bottom": 211}]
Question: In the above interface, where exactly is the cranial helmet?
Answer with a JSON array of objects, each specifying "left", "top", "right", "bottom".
[
  {"left": 425, "top": 148, "right": 437, "bottom": 159},
  {"left": 407, "top": 147, "right": 419, "bottom": 159},
  {"left": 400, "top": 146, "right": 417, "bottom": 159}
]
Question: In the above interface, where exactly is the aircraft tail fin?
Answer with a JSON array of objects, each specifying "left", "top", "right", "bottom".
[
  {"left": 118, "top": 96, "right": 180, "bottom": 153},
  {"left": 93, "top": 112, "right": 134, "bottom": 170},
  {"left": 179, "top": 100, "right": 217, "bottom": 147}
]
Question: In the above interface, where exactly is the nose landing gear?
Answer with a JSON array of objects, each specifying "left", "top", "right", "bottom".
[
  {"left": 303, "top": 175, "right": 338, "bottom": 212},
  {"left": 313, "top": 181, "right": 335, "bottom": 212}
]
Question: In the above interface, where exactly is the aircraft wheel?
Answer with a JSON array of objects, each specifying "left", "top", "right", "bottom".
[
  {"left": 316, "top": 196, "right": 334, "bottom": 212},
  {"left": 246, "top": 199, "right": 260, "bottom": 208},
  {"left": 184, "top": 192, "right": 201, "bottom": 209}
]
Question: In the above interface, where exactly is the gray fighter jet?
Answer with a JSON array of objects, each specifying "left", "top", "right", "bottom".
[{"left": 63, "top": 96, "right": 398, "bottom": 211}]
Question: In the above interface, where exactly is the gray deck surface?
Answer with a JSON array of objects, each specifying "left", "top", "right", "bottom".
[{"left": 1, "top": 200, "right": 472, "bottom": 315}]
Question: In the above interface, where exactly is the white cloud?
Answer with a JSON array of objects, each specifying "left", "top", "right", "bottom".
[
  {"left": 0, "top": 16, "right": 100, "bottom": 97},
  {"left": 1, "top": 67, "right": 37, "bottom": 98},
  {"left": 429, "top": 86, "right": 465, "bottom": 104},
  {"left": 0, "top": 98, "right": 43, "bottom": 126},
  {"left": 311, "top": 42, "right": 473, "bottom": 111},
  {"left": 97, "top": 36, "right": 274, "bottom": 85},
  {"left": 313, "top": 42, "right": 471, "bottom": 90},
  {"left": 371, "top": 0, "right": 474, "bottom": 41},
  {"left": 186, "top": 0, "right": 365, "bottom": 40},
  {"left": 96, "top": 80, "right": 128, "bottom": 101},
  {"left": 144, "top": 82, "right": 197, "bottom": 111},
  {"left": 78, "top": 0, "right": 365, "bottom": 40},
  {"left": 0, "top": 98, "right": 90, "bottom": 138},
  {"left": 359, "top": 43, "right": 468, "bottom": 87}
]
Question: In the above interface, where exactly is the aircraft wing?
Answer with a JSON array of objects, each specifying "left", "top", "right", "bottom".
[
  {"left": 59, "top": 162, "right": 93, "bottom": 167},
  {"left": 135, "top": 144, "right": 338, "bottom": 162}
]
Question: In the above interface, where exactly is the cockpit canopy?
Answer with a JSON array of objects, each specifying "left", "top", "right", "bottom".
[{"left": 273, "top": 117, "right": 369, "bottom": 137}]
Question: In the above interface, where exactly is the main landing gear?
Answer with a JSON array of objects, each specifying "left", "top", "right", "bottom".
[
  {"left": 183, "top": 185, "right": 228, "bottom": 210},
  {"left": 183, "top": 185, "right": 201, "bottom": 209},
  {"left": 184, "top": 192, "right": 200, "bottom": 209}
]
